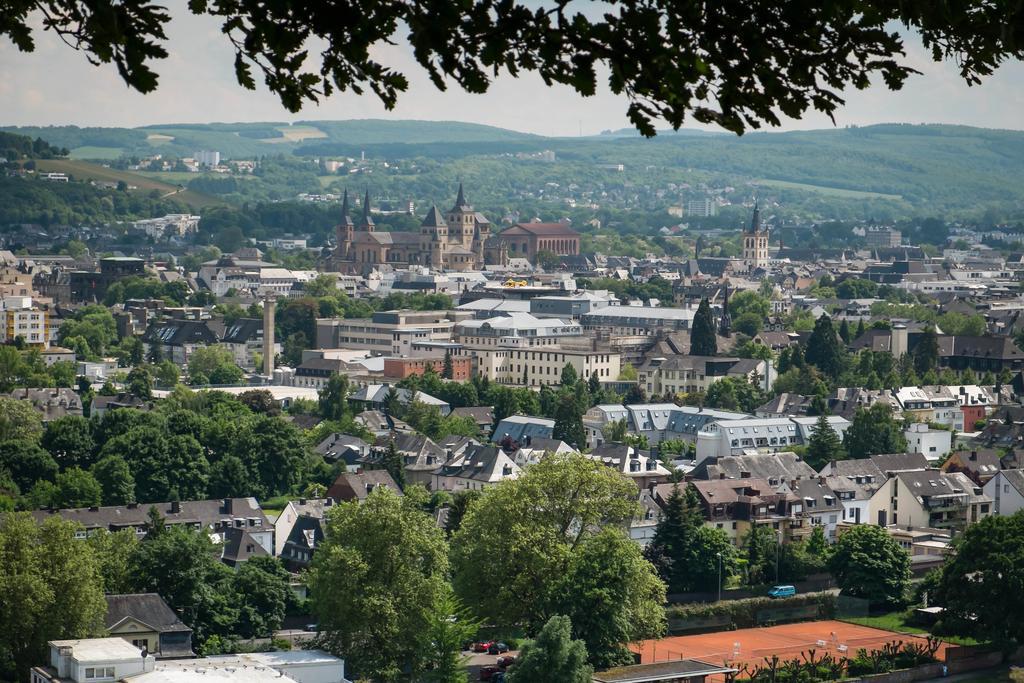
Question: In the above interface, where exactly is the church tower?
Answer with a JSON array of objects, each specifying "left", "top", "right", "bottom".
[
  {"left": 359, "top": 189, "right": 375, "bottom": 233},
  {"left": 742, "top": 201, "right": 769, "bottom": 270},
  {"left": 335, "top": 189, "right": 354, "bottom": 259},
  {"left": 471, "top": 223, "right": 485, "bottom": 268},
  {"left": 447, "top": 183, "right": 476, "bottom": 249},
  {"left": 419, "top": 205, "right": 448, "bottom": 267}
]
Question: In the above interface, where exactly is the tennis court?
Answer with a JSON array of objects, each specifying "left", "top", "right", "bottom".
[{"left": 632, "top": 620, "right": 949, "bottom": 670}]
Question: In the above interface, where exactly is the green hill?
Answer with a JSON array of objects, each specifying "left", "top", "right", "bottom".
[{"left": 5, "top": 120, "right": 1024, "bottom": 217}]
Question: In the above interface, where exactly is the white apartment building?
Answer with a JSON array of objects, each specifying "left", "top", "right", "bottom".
[
  {"left": 868, "top": 470, "right": 991, "bottom": 531},
  {"left": 193, "top": 149, "right": 221, "bottom": 167},
  {"left": 2, "top": 295, "right": 51, "bottom": 347},
  {"left": 455, "top": 312, "right": 583, "bottom": 348},
  {"left": 580, "top": 305, "right": 696, "bottom": 335},
  {"left": 695, "top": 415, "right": 851, "bottom": 463},
  {"left": 583, "top": 403, "right": 750, "bottom": 448},
  {"left": 467, "top": 346, "right": 620, "bottom": 387},
  {"left": 132, "top": 214, "right": 200, "bottom": 239}
]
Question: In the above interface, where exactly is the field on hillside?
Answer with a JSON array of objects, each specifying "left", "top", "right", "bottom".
[
  {"left": 754, "top": 178, "right": 904, "bottom": 200},
  {"left": 33, "top": 159, "right": 224, "bottom": 208},
  {"left": 69, "top": 146, "right": 124, "bottom": 160}
]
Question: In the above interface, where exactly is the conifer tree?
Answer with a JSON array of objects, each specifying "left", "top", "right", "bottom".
[
  {"left": 560, "top": 362, "right": 578, "bottom": 387},
  {"left": 442, "top": 349, "right": 454, "bottom": 380},
  {"left": 805, "top": 314, "right": 844, "bottom": 379},
  {"left": 839, "top": 318, "right": 851, "bottom": 344},
  {"left": 804, "top": 414, "right": 846, "bottom": 470},
  {"left": 384, "top": 438, "right": 406, "bottom": 489}
]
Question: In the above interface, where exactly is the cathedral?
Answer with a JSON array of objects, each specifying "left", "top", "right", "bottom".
[{"left": 330, "top": 185, "right": 502, "bottom": 272}]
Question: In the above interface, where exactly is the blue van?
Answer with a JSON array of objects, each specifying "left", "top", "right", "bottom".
[{"left": 768, "top": 585, "right": 797, "bottom": 598}]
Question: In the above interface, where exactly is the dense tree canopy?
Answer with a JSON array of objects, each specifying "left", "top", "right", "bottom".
[
  {"left": 451, "top": 453, "right": 664, "bottom": 665},
  {"left": 8, "top": 1, "right": 1024, "bottom": 135},
  {"left": 308, "top": 487, "right": 449, "bottom": 680},
  {"left": 934, "top": 512, "right": 1024, "bottom": 648},
  {"left": 828, "top": 525, "right": 910, "bottom": 607}
]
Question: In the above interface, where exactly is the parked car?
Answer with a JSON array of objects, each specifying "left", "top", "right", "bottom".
[
  {"left": 497, "top": 655, "right": 516, "bottom": 669},
  {"left": 479, "top": 665, "right": 500, "bottom": 681},
  {"left": 304, "top": 623, "right": 318, "bottom": 632},
  {"left": 488, "top": 642, "right": 510, "bottom": 655},
  {"left": 472, "top": 641, "right": 494, "bottom": 653},
  {"left": 768, "top": 584, "right": 797, "bottom": 598}
]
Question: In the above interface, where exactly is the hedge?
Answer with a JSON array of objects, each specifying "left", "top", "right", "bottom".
[{"left": 666, "top": 593, "right": 837, "bottom": 632}]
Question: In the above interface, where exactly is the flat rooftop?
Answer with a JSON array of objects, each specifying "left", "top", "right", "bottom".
[{"left": 51, "top": 638, "right": 143, "bottom": 661}]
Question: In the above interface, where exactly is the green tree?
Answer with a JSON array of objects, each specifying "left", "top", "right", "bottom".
[
  {"left": 308, "top": 488, "right": 449, "bottom": 681},
  {"left": 232, "top": 416, "right": 309, "bottom": 498},
  {"left": 0, "top": 514, "right": 106, "bottom": 681},
  {"left": 91, "top": 456, "right": 136, "bottom": 505},
  {"left": 804, "top": 414, "right": 846, "bottom": 470},
  {"left": 99, "top": 428, "right": 209, "bottom": 503},
  {"left": 644, "top": 485, "right": 736, "bottom": 593},
  {"left": 828, "top": 525, "right": 909, "bottom": 607},
  {"left": 187, "top": 345, "right": 244, "bottom": 385},
  {"left": 155, "top": 359, "right": 179, "bottom": 387},
  {"left": 442, "top": 350, "right": 454, "bottom": 380},
  {"left": 233, "top": 556, "right": 293, "bottom": 638},
  {"left": 318, "top": 373, "right": 351, "bottom": 421},
  {"left": 422, "top": 587, "right": 482, "bottom": 683},
  {"left": 126, "top": 365, "right": 154, "bottom": 399},
  {"left": 742, "top": 524, "right": 779, "bottom": 586},
  {"left": 913, "top": 325, "right": 939, "bottom": 376},
  {"left": 86, "top": 529, "right": 140, "bottom": 594},
  {"left": 934, "top": 512, "right": 1024, "bottom": 648},
  {"left": 843, "top": 403, "right": 908, "bottom": 459},
  {"left": 805, "top": 314, "right": 844, "bottom": 379},
  {"left": 445, "top": 489, "right": 481, "bottom": 536},
  {"left": 207, "top": 455, "right": 251, "bottom": 499},
  {"left": 0, "top": 439, "right": 58, "bottom": 493},
  {"left": 0, "top": 346, "right": 25, "bottom": 392},
  {"left": 0, "top": 396, "right": 44, "bottom": 441},
  {"left": 452, "top": 454, "right": 662, "bottom": 663},
  {"left": 690, "top": 298, "right": 717, "bottom": 356},
  {"left": 839, "top": 318, "right": 851, "bottom": 344},
  {"left": 506, "top": 615, "right": 593, "bottom": 683},
  {"left": 130, "top": 525, "right": 238, "bottom": 645},
  {"left": 41, "top": 415, "right": 96, "bottom": 470},
  {"left": 383, "top": 438, "right": 406, "bottom": 490},
  {"left": 560, "top": 362, "right": 578, "bottom": 387},
  {"left": 552, "top": 393, "right": 586, "bottom": 449},
  {"left": 51, "top": 467, "right": 102, "bottom": 508},
  {"left": 556, "top": 529, "right": 666, "bottom": 667}
]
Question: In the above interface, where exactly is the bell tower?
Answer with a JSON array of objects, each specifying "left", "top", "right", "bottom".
[
  {"left": 335, "top": 189, "right": 354, "bottom": 258},
  {"left": 742, "top": 200, "right": 769, "bottom": 270}
]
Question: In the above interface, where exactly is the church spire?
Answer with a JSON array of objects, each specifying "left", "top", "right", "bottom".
[
  {"left": 451, "top": 182, "right": 471, "bottom": 212},
  {"left": 719, "top": 287, "right": 732, "bottom": 337},
  {"left": 339, "top": 189, "right": 353, "bottom": 225},
  {"left": 749, "top": 200, "right": 761, "bottom": 234},
  {"left": 360, "top": 189, "right": 375, "bottom": 230}
]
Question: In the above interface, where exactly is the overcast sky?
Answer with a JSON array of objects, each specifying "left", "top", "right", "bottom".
[{"left": 3, "top": 7, "right": 1024, "bottom": 137}]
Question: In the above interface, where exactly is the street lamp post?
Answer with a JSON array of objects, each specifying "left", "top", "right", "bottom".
[{"left": 717, "top": 551, "right": 723, "bottom": 602}]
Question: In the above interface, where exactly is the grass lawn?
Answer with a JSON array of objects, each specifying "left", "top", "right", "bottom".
[{"left": 841, "top": 611, "right": 983, "bottom": 646}]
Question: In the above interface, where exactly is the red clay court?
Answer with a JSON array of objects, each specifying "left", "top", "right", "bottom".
[{"left": 633, "top": 620, "right": 949, "bottom": 671}]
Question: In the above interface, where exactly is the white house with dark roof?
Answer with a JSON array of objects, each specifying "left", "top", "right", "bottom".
[
  {"left": 695, "top": 415, "right": 850, "bottom": 463},
  {"left": 583, "top": 403, "right": 750, "bottom": 449},
  {"left": 431, "top": 444, "right": 521, "bottom": 492},
  {"left": 983, "top": 469, "right": 1024, "bottom": 516}
]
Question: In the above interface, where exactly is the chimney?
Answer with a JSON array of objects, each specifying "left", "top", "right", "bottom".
[
  {"left": 719, "top": 472, "right": 726, "bottom": 480},
  {"left": 263, "top": 292, "right": 276, "bottom": 376},
  {"left": 223, "top": 498, "right": 233, "bottom": 514},
  {"left": 299, "top": 498, "right": 307, "bottom": 505},
  {"left": 169, "top": 501, "right": 181, "bottom": 514},
  {"left": 818, "top": 476, "right": 826, "bottom": 485},
  {"left": 790, "top": 479, "right": 797, "bottom": 489}
]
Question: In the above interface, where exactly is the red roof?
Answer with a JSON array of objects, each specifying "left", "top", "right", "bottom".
[{"left": 502, "top": 222, "right": 580, "bottom": 237}]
